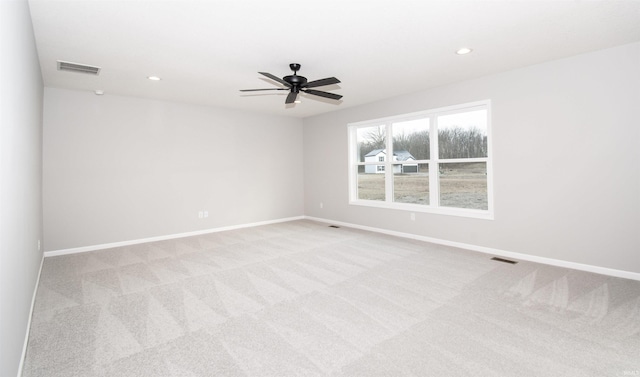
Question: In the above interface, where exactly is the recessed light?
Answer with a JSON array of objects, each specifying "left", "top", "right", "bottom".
[
  {"left": 456, "top": 47, "right": 473, "bottom": 55},
  {"left": 147, "top": 76, "right": 161, "bottom": 81},
  {"left": 94, "top": 90, "right": 104, "bottom": 95},
  {"left": 294, "top": 100, "right": 301, "bottom": 104}
]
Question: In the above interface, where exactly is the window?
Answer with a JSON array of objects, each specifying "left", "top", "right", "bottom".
[{"left": 348, "top": 100, "right": 492, "bottom": 219}]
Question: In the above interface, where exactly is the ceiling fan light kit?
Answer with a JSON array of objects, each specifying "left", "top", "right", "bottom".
[{"left": 240, "top": 63, "right": 342, "bottom": 105}]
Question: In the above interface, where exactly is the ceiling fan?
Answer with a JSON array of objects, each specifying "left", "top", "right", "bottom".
[{"left": 240, "top": 63, "right": 342, "bottom": 104}]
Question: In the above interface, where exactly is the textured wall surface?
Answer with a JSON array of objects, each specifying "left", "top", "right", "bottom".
[
  {"left": 0, "top": 1, "right": 44, "bottom": 376},
  {"left": 43, "top": 88, "right": 304, "bottom": 251}
]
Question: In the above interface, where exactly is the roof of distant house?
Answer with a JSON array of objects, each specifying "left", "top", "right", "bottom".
[
  {"left": 364, "top": 149, "right": 415, "bottom": 161},
  {"left": 364, "top": 149, "right": 385, "bottom": 157},
  {"left": 394, "top": 150, "right": 415, "bottom": 161}
]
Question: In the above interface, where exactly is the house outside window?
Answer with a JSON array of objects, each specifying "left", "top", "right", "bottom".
[{"left": 348, "top": 100, "right": 493, "bottom": 219}]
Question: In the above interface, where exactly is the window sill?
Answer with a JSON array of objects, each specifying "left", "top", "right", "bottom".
[{"left": 349, "top": 199, "right": 494, "bottom": 220}]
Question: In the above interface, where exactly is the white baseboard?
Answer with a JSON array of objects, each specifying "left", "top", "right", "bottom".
[
  {"left": 44, "top": 216, "right": 305, "bottom": 257},
  {"left": 305, "top": 216, "right": 640, "bottom": 281},
  {"left": 17, "top": 252, "right": 45, "bottom": 377},
  {"left": 43, "top": 214, "right": 639, "bottom": 281}
]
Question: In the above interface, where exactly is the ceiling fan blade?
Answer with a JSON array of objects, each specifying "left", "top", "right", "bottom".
[
  {"left": 259, "top": 72, "right": 291, "bottom": 87},
  {"left": 240, "top": 88, "right": 289, "bottom": 92},
  {"left": 285, "top": 91, "right": 298, "bottom": 104},
  {"left": 302, "top": 89, "right": 343, "bottom": 101},
  {"left": 305, "top": 77, "right": 341, "bottom": 88}
]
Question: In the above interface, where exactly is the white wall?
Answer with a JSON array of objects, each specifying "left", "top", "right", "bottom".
[
  {"left": 43, "top": 88, "right": 304, "bottom": 251},
  {"left": 0, "top": 1, "right": 44, "bottom": 376},
  {"left": 303, "top": 42, "right": 640, "bottom": 274}
]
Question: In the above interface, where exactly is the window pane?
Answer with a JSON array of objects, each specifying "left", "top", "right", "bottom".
[
  {"left": 439, "top": 162, "right": 487, "bottom": 210},
  {"left": 438, "top": 109, "right": 487, "bottom": 159},
  {"left": 357, "top": 125, "right": 386, "bottom": 162},
  {"left": 394, "top": 163, "right": 429, "bottom": 204},
  {"left": 392, "top": 118, "right": 429, "bottom": 160},
  {"left": 357, "top": 166, "right": 385, "bottom": 201}
]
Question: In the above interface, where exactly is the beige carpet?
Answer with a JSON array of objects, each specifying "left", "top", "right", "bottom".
[{"left": 22, "top": 220, "right": 640, "bottom": 376}]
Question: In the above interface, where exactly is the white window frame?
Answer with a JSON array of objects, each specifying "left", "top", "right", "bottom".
[{"left": 348, "top": 100, "right": 493, "bottom": 219}]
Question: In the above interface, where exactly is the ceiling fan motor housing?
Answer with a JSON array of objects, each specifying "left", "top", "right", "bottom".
[{"left": 284, "top": 74, "right": 307, "bottom": 90}]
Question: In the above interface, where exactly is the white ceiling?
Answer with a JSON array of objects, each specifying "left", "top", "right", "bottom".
[{"left": 28, "top": 0, "right": 640, "bottom": 118}]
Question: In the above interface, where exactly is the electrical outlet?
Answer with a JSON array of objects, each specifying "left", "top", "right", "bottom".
[
  {"left": 410, "top": 213, "right": 415, "bottom": 221},
  {"left": 320, "top": 202, "right": 324, "bottom": 209},
  {"left": 198, "top": 211, "right": 203, "bottom": 219},
  {"left": 38, "top": 240, "right": 41, "bottom": 251},
  {"left": 204, "top": 211, "right": 208, "bottom": 218}
]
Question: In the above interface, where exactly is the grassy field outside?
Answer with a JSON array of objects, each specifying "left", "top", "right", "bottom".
[{"left": 357, "top": 163, "right": 488, "bottom": 210}]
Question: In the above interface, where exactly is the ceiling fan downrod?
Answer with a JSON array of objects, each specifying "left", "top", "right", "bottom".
[
  {"left": 284, "top": 63, "right": 307, "bottom": 88},
  {"left": 289, "top": 63, "right": 301, "bottom": 74}
]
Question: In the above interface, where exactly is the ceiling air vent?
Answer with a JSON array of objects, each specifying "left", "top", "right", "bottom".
[{"left": 57, "top": 60, "right": 101, "bottom": 75}]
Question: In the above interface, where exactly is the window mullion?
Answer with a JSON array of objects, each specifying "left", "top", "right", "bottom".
[
  {"left": 348, "top": 127, "right": 356, "bottom": 202},
  {"left": 385, "top": 121, "right": 393, "bottom": 203},
  {"left": 429, "top": 114, "right": 439, "bottom": 206}
]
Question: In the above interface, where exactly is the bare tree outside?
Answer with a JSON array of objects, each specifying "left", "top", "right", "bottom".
[
  {"left": 393, "top": 118, "right": 430, "bottom": 160},
  {"left": 357, "top": 125, "right": 386, "bottom": 162},
  {"left": 437, "top": 110, "right": 487, "bottom": 159},
  {"left": 438, "top": 127, "right": 487, "bottom": 159}
]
